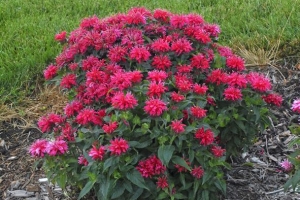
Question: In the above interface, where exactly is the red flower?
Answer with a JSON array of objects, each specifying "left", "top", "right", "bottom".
[
  {"left": 171, "top": 119, "right": 186, "bottom": 134},
  {"left": 226, "top": 56, "right": 245, "bottom": 71},
  {"left": 218, "top": 46, "right": 233, "bottom": 57},
  {"left": 194, "top": 29, "right": 211, "bottom": 44},
  {"left": 61, "top": 123, "right": 76, "bottom": 141},
  {"left": 190, "top": 106, "right": 207, "bottom": 118},
  {"left": 108, "top": 45, "right": 128, "bottom": 63},
  {"left": 44, "top": 64, "right": 58, "bottom": 80},
  {"left": 54, "top": 31, "right": 67, "bottom": 42},
  {"left": 147, "top": 81, "right": 168, "bottom": 98},
  {"left": 207, "top": 95, "right": 216, "bottom": 106},
  {"left": 175, "top": 74, "right": 193, "bottom": 92},
  {"left": 157, "top": 176, "right": 168, "bottom": 189},
  {"left": 191, "top": 53, "right": 210, "bottom": 70},
  {"left": 151, "top": 38, "right": 170, "bottom": 52},
  {"left": 206, "top": 69, "right": 228, "bottom": 85},
  {"left": 144, "top": 98, "right": 168, "bottom": 116},
  {"left": 46, "top": 140, "right": 68, "bottom": 156},
  {"left": 170, "top": 14, "right": 188, "bottom": 28},
  {"left": 147, "top": 70, "right": 168, "bottom": 82},
  {"left": 227, "top": 72, "right": 247, "bottom": 88},
  {"left": 78, "top": 155, "right": 88, "bottom": 166},
  {"left": 186, "top": 14, "right": 204, "bottom": 25},
  {"left": 223, "top": 87, "right": 242, "bottom": 101},
  {"left": 64, "top": 100, "right": 83, "bottom": 117},
  {"left": 126, "top": 12, "right": 146, "bottom": 25},
  {"left": 136, "top": 155, "right": 166, "bottom": 178},
  {"left": 193, "top": 84, "right": 208, "bottom": 95},
  {"left": 152, "top": 55, "right": 172, "bottom": 70},
  {"left": 76, "top": 108, "right": 97, "bottom": 125},
  {"left": 111, "top": 92, "right": 138, "bottom": 110},
  {"left": 29, "top": 139, "right": 48, "bottom": 157},
  {"left": 102, "top": 122, "right": 119, "bottom": 134},
  {"left": 195, "top": 127, "right": 214, "bottom": 146},
  {"left": 262, "top": 93, "right": 283, "bottom": 106},
  {"left": 129, "top": 46, "right": 151, "bottom": 63},
  {"left": 110, "top": 71, "right": 133, "bottom": 90},
  {"left": 176, "top": 64, "right": 193, "bottom": 73},
  {"left": 171, "top": 38, "right": 193, "bottom": 55},
  {"left": 153, "top": 9, "right": 171, "bottom": 22},
  {"left": 60, "top": 74, "right": 77, "bottom": 89},
  {"left": 170, "top": 92, "right": 185, "bottom": 102},
  {"left": 203, "top": 24, "right": 220, "bottom": 37},
  {"left": 89, "top": 145, "right": 105, "bottom": 160},
  {"left": 191, "top": 166, "right": 204, "bottom": 179},
  {"left": 129, "top": 70, "right": 143, "bottom": 83},
  {"left": 211, "top": 145, "right": 226, "bottom": 158},
  {"left": 121, "top": 29, "right": 144, "bottom": 49},
  {"left": 247, "top": 72, "right": 271, "bottom": 92},
  {"left": 38, "top": 113, "right": 63, "bottom": 133},
  {"left": 109, "top": 138, "right": 129, "bottom": 156}
]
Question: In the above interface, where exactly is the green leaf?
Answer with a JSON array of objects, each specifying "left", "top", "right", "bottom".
[
  {"left": 100, "top": 178, "right": 112, "bottom": 200},
  {"left": 56, "top": 172, "right": 67, "bottom": 189},
  {"left": 111, "top": 182, "right": 125, "bottom": 199},
  {"left": 172, "top": 156, "right": 191, "bottom": 171},
  {"left": 126, "top": 170, "right": 149, "bottom": 191},
  {"left": 158, "top": 145, "right": 175, "bottom": 166},
  {"left": 202, "top": 172, "right": 212, "bottom": 185},
  {"left": 103, "top": 157, "right": 118, "bottom": 172},
  {"left": 123, "top": 180, "right": 133, "bottom": 193},
  {"left": 157, "top": 192, "right": 169, "bottom": 199},
  {"left": 214, "top": 179, "right": 226, "bottom": 194},
  {"left": 78, "top": 180, "right": 94, "bottom": 200},
  {"left": 201, "top": 190, "right": 209, "bottom": 200},
  {"left": 129, "top": 188, "right": 143, "bottom": 200},
  {"left": 174, "top": 193, "right": 187, "bottom": 199}
]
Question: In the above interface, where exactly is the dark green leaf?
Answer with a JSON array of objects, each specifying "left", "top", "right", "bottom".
[
  {"left": 174, "top": 193, "right": 187, "bottom": 199},
  {"left": 129, "top": 188, "right": 143, "bottom": 200},
  {"left": 56, "top": 173, "right": 67, "bottom": 189},
  {"left": 214, "top": 179, "right": 226, "bottom": 194},
  {"left": 201, "top": 190, "right": 209, "bottom": 200},
  {"left": 126, "top": 170, "right": 149, "bottom": 191},
  {"left": 103, "top": 157, "right": 117, "bottom": 172},
  {"left": 78, "top": 181, "right": 94, "bottom": 200},
  {"left": 172, "top": 156, "right": 191, "bottom": 171},
  {"left": 111, "top": 182, "right": 125, "bottom": 199},
  {"left": 158, "top": 145, "right": 175, "bottom": 166},
  {"left": 157, "top": 192, "right": 168, "bottom": 199}
]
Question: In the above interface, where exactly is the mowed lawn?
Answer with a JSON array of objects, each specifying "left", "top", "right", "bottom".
[{"left": 0, "top": 0, "right": 299, "bottom": 103}]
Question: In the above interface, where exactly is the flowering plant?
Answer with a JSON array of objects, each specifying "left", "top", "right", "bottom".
[
  {"left": 30, "top": 7, "right": 282, "bottom": 199},
  {"left": 284, "top": 99, "right": 300, "bottom": 191}
]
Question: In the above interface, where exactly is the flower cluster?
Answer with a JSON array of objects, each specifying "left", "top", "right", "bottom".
[{"left": 30, "top": 7, "right": 281, "bottom": 200}]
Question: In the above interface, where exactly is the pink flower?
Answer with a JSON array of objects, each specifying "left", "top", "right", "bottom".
[
  {"left": 37, "top": 113, "right": 63, "bottom": 133},
  {"left": 206, "top": 69, "right": 228, "bottom": 85},
  {"left": 129, "top": 46, "right": 151, "bottom": 63},
  {"left": 46, "top": 140, "right": 68, "bottom": 156},
  {"left": 102, "top": 122, "right": 118, "bottom": 134},
  {"left": 144, "top": 98, "right": 168, "bottom": 117},
  {"left": 211, "top": 146, "right": 226, "bottom": 158},
  {"left": 171, "top": 119, "right": 186, "bottom": 134},
  {"left": 226, "top": 56, "right": 245, "bottom": 71},
  {"left": 147, "top": 70, "right": 168, "bottom": 82},
  {"left": 193, "top": 84, "right": 208, "bottom": 95},
  {"left": 262, "top": 93, "right": 283, "bottom": 107},
  {"left": 170, "top": 14, "right": 188, "bottom": 28},
  {"left": 152, "top": 55, "right": 172, "bottom": 70},
  {"left": 247, "top": 72, "right": 272, "bottom": 92},
  {"left": 151, "top": 39, "right": 170, "bottom": 53},
  {"left": 60, "top": 74, "right": 77, "bottom": 89},
  {"left": 64, "top": 100, "right": 83, "bottom": 117},
  {"left": 108, "top": 138, "right": 129, "bottom": 156},
  {"left": 175, "top": 74, "right": 193, "bottom": 92},
  {"left": 190, "top": 106, "right": 207, "bottom": 118},
  {"left": 78, "top": 155, "right": 89, "bottom": 166},
  {"left": 170, "top": 92, "right": 185, "bottom": 102},
  {"left": 157, "top": 176, "right": 168, "bottom": 189},
  {"left": 108, "top": 45, "right": 128, "bottom": 63},
  {"left": 227, "top": 72, "right": 247, "bottom": 88},
  {"left": 55, "top": 31, "right": 67, "bottom": 42},
  {"left": 89, "top": 145, "right": 105, "bottom": 160},
  {"left": 280, "top": 159, "right": 293, "bottom": 172},
  {"left": 111, "top": 92, "right": 138, "bottom": 110},
  {"left": 153, "top": 9, "right": 171, "bottom": 22},
  {"left": 176, "top": 64, "right": 193, "bottom": 73},
  {"left": 147, "top": 81, "right": 168, "bottom": 98},
  {"left": 292, "top": 99, "right": 300, "bottom": 114},
  {"left": 136, "top": 155, "right": 166, "bottom": 178},
  {"left": 76, "top": 108, "right": 97, "bottom": 125},
  {"left": 195, "top": 127, "right": 214, "bottom": 146},
  {"left": 171, "top": 38, "right": 193, "bottom": 55},
  {"left": 191, "top": 166, "right": 204, "bottom": 179},
  {"left": 44, "top": 64, "right": 58, "bottom": 80},
  {"left": 191, "top": 53, "right": 210, "bottom": 70},
  {"left": 29, "top": 139, "right": 48, "bottom": 157},
  {"left": 223, "top": 87, "right": 243, "bottom": 101}
]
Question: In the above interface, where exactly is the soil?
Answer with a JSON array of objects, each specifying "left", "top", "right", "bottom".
[{"left": 1, "top": 58, "right": 300, "bottom": 200}]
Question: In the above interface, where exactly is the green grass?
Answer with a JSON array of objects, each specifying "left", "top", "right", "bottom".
[{"left": 0, "top": 0, "right": 299, "bottom": 103}]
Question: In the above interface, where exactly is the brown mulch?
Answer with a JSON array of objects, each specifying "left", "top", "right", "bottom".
[{"left": 1, "top": 58, "right": 300, "bottom": 200}]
